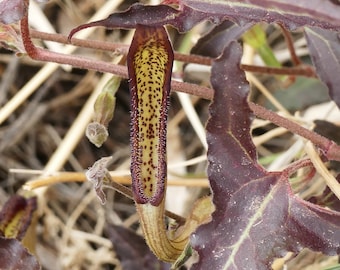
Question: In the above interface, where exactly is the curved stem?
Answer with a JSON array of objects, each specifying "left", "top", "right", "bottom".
[
  {"left": 279, "top": 24, "right": 302, "bottom": 66},
  {"left": 136, "top": 200, "right": 188, "bottom": 262},
  {"left": 249, "top": 102, "right": 340, "bottom": 161}
]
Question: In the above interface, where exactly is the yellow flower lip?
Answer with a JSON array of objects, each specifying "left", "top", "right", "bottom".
[
  {"left": 128, "top": 25, "right": 174, "bottom": 206},
  {"left": 127, "top": 26, "right": 214, "bottom": 265}
]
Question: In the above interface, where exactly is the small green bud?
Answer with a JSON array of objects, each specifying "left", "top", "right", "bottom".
[
  {"left": 88, "top": 76, "right": 121, "bottom": 147},
  {"left": 102, "top": 76, "right": 121, "bottom": 94},
  {"left": 93, "top": 91, "right": 116, "bottom": 126}
]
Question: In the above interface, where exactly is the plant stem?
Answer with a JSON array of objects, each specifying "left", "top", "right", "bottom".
[
  {"left": 281, "top": 158, "right": 314, "bottom": 177},
  {"left": 279, "top": 24, "right": 302, "bottom": 66},
  {"left": 30, "top": 29, "right": 130, "bottom": 55},
  {"left": 30, "top": 29, "right": 212, "bottom": 66},
  {"left": 241, "top": 64, "right": 316, "bottom": 77},
  {"left": 30, "top": 30, "right": 316, "bottom": 78},
  {"left": 249, "top": 102, "right": 340, "bottom": 161}
]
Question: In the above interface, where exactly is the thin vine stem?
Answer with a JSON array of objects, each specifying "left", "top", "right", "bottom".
[
  {"left": 281, "top": 158, "right": 314, "bottom": 177},
  {"left": 30, "top": 30, "right": 318, "bottom": 78},
  {"left": 106, "top": 182, "right": 186, "bottom": 224},
  {"left": 30, "top": 29, "right": 212, "bottom": 66},
  {"left": 23, "top": 171, "right": 187, "bottom": 224},
  {"left": 279, "top": 23, "right": 302, "bottom": 66},
  {"left": 241, "top": 64, "right": 316, "bottom": 77},
  {"left": 249, "top": 102, "right": 340, "bottom": 162}
]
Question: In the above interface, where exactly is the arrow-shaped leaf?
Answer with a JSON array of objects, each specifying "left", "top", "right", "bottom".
[{"left": 191, "top": 41, "right": 340, "bottom": 270}]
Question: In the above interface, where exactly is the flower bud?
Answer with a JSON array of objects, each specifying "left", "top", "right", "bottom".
[
  {"left": 87, "top": 76, "right": 121, "bottom": 147},
  {"left": 86, "top": 122, "right": 109, "bottom": 147},
  {"left": 93, "top": 91, "right": 116, "bottom": 126}
]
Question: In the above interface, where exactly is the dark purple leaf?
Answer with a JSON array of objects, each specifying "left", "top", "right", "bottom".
[
  {"left": 68, "top": 3, "right": 213, "bottom": 36},
  {"left": 182, "top": 0, "right": 340, "bottom": 31},
  {"left": 106, "top": 224, "right": 170, "bottom": 270},
  {"left": 190, "top": 41, "right": 340, "bottom": 270},
  {"left": 68, "top": 4, "right": 179, "bottom": 37},
  {"left": 0, "top": 195, "right": 37, "bottom": 241},
  {"left": 191, "top": 21, "right": 252, "bottom": 58},
  {"left": 0, "top": 237, "right": 40, "bottom": 269},
  {"left": 305, "top": 27, "right": 340, "bottom": 108},
  {"left": 0, "top": 0, "right": 27, "bottom": 24},
  {"left": 69, "top": 1, "right": 340, "bottom": 39}
]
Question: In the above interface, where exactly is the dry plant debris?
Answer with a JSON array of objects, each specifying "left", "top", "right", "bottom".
[{"left": 0, "top": 0, "right": 339, "bottom": 269}]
